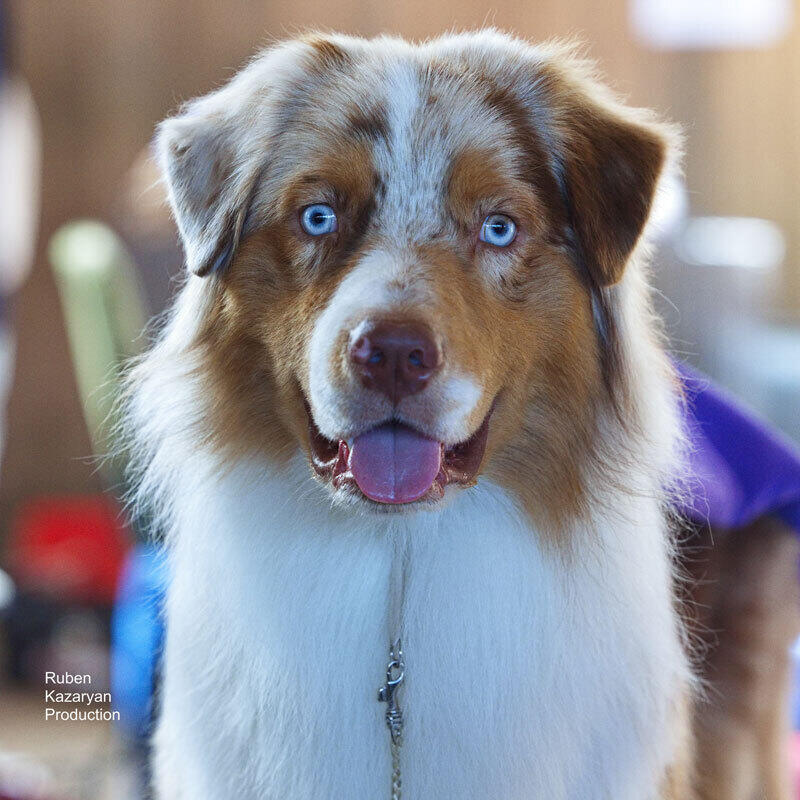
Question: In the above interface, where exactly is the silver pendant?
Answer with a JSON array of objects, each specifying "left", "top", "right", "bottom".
[{"left": 378, "top": 638, "right": 404, "bottom": 745}]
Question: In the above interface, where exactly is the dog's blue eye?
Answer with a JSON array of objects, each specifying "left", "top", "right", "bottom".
[
  {"left": 300, "top": 204, "right": 337, "bottom": 236},
  {"left": 479, "top": 214, "right": 516, "bottom": 247}
]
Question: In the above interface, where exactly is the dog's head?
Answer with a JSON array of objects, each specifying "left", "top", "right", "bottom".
[{"left": 157, "top": 31, "right": 671, "bottom": 521}]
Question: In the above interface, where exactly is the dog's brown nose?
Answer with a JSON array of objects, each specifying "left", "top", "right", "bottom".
[{"left": 349, "top": 321, "right": 441, "bottom": 403}]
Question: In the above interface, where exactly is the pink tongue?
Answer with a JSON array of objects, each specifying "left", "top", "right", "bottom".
[{"left": 350, "top": 423, "right": 442, "bottom": 504}]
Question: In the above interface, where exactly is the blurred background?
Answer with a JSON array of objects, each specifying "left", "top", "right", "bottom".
[{"left": 0, "top": 0, "right": 798, "bottom": 798}]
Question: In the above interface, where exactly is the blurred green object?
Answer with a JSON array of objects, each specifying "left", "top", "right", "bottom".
[{"left": 49, "top": 220, "right": 148, "bottom": 475}]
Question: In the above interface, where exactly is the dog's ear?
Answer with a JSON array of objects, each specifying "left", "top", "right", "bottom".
[
  {"left": 550, "top": 69, "right": 671, "bottom": 287},
  {"left": 156, "top": 103, "right": 257, "bottom": 277},
  {"left": 155, "top": 38, "right": 344, "bottom": 277}
]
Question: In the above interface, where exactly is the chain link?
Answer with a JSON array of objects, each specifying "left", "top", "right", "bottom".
[{"left": 390, "top": 738, "right": 403, "bottom": 800}]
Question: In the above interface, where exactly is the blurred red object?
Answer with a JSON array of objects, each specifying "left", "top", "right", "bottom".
[{"left": 7, "top": 495, "right": 130, "bottom": 604}]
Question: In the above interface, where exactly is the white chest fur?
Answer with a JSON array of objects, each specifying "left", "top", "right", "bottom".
[{"left": 153, "top": 456, "right": 687, "bottom": 800}]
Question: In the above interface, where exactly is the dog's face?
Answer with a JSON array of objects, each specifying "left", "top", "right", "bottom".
[{"left": 158, "top": 32, "right": 668, "bottom": 520}]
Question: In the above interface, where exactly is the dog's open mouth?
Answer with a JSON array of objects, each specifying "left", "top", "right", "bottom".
[{"left": 307, "top": 408, "right": 491, "bottom": 505}]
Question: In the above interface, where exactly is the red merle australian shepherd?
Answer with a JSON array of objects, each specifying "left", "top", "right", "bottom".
[{"left": 126, "top": 30, "right": 797, "bottom": 800}]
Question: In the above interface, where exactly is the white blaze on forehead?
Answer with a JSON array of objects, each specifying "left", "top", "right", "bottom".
[
  {"left": 383, "top": 59, "right": 422, "bottom": 163},
  {"left": 367, "top": 53, "right": 519, "bottom": 250},
  {"left": 372, "top": 61, "right": 452, "bottom": 244}
]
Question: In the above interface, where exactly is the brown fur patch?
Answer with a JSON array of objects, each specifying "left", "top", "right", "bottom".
[
  {"left": 413, "top": 235, "right": 604, "bottom": 534},
  {"left": 678, "top": 518, "right": 799, "bottom": 800},
  {"left": 303, "top": 35, "right": 352, "bottom": 69},
  {"left": 190, "top": 138, "right": 378, "bottom": 467},
  {"left": 533, "top": 61, "right": 668, "bottom": 287},
  {"left": 464, "top": 66, "right": 642, "bottom": 414},
  {"left": 447, "top": 147, "right": 558, "bottom": 301},
  {"left": 346, "top": 104, "right": 390, "bottom": 144},
  {"left": 562, "top": 108, "right": 664, "bottom": 287},
  {"left": 477, "top": 77, "right": 569, "bottom": 238},
  {"left": 441, "top": 146, "right": 608, "bottom": 532}
]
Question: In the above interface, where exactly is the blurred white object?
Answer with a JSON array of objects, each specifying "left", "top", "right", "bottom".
[
  {"left": 631, "top": 0, "right": 793, "bottom": 49},
  {"left": 0, "top": 751, "right": 59, "bottom": 800},
  {"left": 0, "top": 567, "right": 13, "bottom": 610},
  {"left": 655, "top": 218, "right": 779, "bottom": 376},
  {"left": 0, "top": 326, "right": 13, "bottom": 466},
  {"left": 648, "top": 170, "right": 689, "bottom": 241},
  {"left": 0, "top": 78, "right": 41, "bottom": 295},
  {"left": 718, "top": 322, "right": 800, "bottom": 442},
  {"left": 677, "top": 216, "right": 786, "bottom": 271},
  {"left": 653, "top": 215, "right": 800, "bottom": 443},
  {"left": 0, "top": 77, "right": 41, "bottom": 470}
]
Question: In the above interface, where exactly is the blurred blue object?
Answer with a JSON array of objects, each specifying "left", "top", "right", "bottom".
[
  {"left": 111, "top": 544, "right": 168, "bottom": 742},
  {"left": 677, "top": 361, "right": 800, "bottom": 534}
]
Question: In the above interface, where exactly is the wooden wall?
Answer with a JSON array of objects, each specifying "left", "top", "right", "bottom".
[{"left": 2, "top": 0, "right": 798, "bottom": 531}]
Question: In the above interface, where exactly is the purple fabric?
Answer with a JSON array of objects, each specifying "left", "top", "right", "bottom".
[{"left": 676, "top": 361, "right": 800, "bottom": 533}]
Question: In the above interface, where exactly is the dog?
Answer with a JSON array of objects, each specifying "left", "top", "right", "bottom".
[{"left": 127, "top": 30, "right": 697, "bottom": 799}]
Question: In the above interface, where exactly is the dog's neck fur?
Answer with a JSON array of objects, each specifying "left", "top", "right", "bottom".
[
  {"left": 151, "top": 448, "right": 687, "bottom": 800},
  {"left": 126, "top": 248, "right": 692, "bottom": 799}
]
